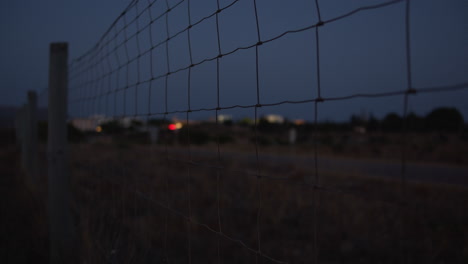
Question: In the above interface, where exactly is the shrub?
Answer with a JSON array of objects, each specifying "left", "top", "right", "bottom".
[{"left": 426, "top": 107, "right": 464, "bottom": 132}]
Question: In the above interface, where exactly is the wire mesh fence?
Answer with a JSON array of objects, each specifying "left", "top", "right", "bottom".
[{"left": 58, "top": 0, "right": 468, "bottom": 263}]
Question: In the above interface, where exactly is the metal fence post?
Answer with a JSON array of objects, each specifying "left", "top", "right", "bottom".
[{"left": 48, "top": 42, "right": 78, "bottom": 264}]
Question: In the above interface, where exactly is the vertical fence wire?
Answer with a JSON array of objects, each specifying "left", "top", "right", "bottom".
[{"left": 62, "top": 0, "right": 468, "bottom": 263}]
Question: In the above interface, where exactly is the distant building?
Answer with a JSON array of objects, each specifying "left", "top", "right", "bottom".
[
  {"left": 218, "top": 114, "right": 232, "bottom": 123},
  {"left": 293, "top": 119, "right": 306, "bottom": 125},
  {"left": 70, "top": 115, "right": 109, "bottom": 132},
  {"left": 264, "top": 114, "right": 285, "bottom": 124},
  {"left": 208, "top": 114, "right": 233, "bottom": 123},
  {"left": 71, "top": 118, "right": 99, "bottom": 132},
  {"left": 120, "top": 117, "right": 137, "bottom": 128}
]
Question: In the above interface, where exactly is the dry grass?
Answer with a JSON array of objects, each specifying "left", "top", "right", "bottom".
[
  {"left": 0, "top": 143, "right": 48, "bottom": 264},
  {"left": 69, "top": 142, "right": 468, "bottom": 264}
]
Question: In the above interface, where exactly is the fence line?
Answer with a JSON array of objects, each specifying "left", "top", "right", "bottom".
[{"left": 24, "top": 0, "right": 468, "bottom": 263}]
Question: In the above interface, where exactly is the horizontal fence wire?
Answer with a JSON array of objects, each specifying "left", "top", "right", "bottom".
[
  {"left": 66, "top": 0, "right": 468, "bottom": 263},
  {"left": 67, "top": 0, "right": 468, "bottom": 115}
]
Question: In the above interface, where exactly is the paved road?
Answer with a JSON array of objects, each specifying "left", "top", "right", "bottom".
[{"left": 165, "top": 148, "right": 468, "bottom": 186}]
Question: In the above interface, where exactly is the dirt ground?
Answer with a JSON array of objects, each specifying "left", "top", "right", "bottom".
[{"left": 0, "top": 131, "right": 48, "bottom": 263}]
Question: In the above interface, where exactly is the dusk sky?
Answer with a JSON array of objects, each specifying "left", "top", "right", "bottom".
[{"left": 1, "top": 0, "right": 467, "bottom": 121}]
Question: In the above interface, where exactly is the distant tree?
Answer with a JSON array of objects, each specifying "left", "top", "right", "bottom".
[
  {"left": 425, "top": 107, "right": 464, "bottom": 132},
  {"left": 258, "top": 117, "right": 269, "bottom": 126},
  {"left": 381, "top": 113, "right": 402, "bottom": 132},
  {"left": 148, "top": 118, "right": 169, "bottom": 126},
  {"left": 238, "top": 117, "right": 253, "bottom": 127},
  {"left": 131, "top": 120, "right": 143, "bottom": 127},
  {"left": 258, "top": 117, "right": 284, "bottom": 133},
  {"left": 366, "top": 114, "right": 380, "bottom": 132},
  {"left": 350, "top": 114, "right": 365, "bottom": 127},
  {"left": 223, "top": 119, "right": 233, "bottom": 126},
  {"left": 101, "top": 120, "right": 124, "bottom": 134},
  {"left": 129, "top": 120, "right": 143, "bottom": 131},
  {"left": 406, "top": 112, "right": 425, "bottom": 132}
]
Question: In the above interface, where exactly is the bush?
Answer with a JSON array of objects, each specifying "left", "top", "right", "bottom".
[
  {"left": 148, "top": 118, "right": 169, "bottom": 126},
  {"left": 426, "top": 107, "right": 464, "bottom": 132},
  {"left": 381, "top": 113, "right": 402, "bottom": 132},
  {"left": 101, "top": 120, "right": 125, "bottom": 134},
  {"left": 128, "top": 120, "right": 143, "bottom": 132}
]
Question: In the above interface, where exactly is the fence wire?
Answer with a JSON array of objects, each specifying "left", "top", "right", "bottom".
[{"left": 66, "top": 0, "right": 468, "bottom": 263}]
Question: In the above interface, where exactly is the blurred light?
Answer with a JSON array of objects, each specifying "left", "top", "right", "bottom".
[
  {"left": 95, "top": 126, "right": 102, "bottom": 133},
  {"left": 168, "top": 122, "right": 183, "bottom": 131},
  {"left": 294, "top": 119, "right": 306, "bottom": 125}
]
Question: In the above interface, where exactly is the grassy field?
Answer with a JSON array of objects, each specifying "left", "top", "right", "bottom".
[
  {"left": 69, "top": 141, "right": 468, "bottom": 264},
  {"left": 3, "top": 122, "right": 467, "bottom": 263},
  {"left": 0, "top": 133, "right": 48, "bottom": 263}
]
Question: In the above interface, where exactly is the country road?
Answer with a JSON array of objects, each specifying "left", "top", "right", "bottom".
[{"left": 163, "top": 147, "right": 468, "bottom": 186}]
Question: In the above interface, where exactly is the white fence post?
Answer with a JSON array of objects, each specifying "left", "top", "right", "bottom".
[{"left": 47, "top": 42, "right": 78, "bottom": 264}]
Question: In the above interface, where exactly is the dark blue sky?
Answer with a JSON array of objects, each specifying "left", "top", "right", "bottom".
[{"left": 1, "top": 0, "right": 467, "bottom": 121}]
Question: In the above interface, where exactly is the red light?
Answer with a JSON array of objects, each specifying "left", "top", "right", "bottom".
[{"left": 168, "top": 124, "right": 177, "bottom": 131}]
